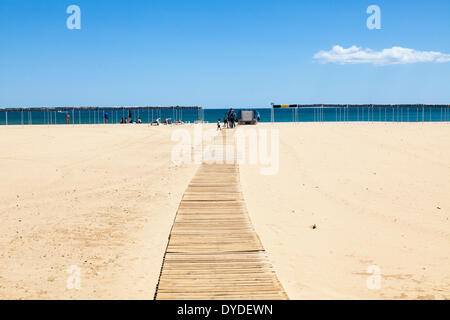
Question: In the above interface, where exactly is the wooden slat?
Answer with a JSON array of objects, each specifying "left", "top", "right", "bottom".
[{"left": 154, "top": 132, "right": 288, "bottom": 300}]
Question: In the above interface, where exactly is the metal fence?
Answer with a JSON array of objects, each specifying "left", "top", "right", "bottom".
[
  {"left": 1, "top": 105, "right": 450, "bottom": 125},
  {"left": 269, "top": 105, "right": 450, "bottom": 123},
  {"left": 0, "top": 107, "right": 202, "bottom": 125}
]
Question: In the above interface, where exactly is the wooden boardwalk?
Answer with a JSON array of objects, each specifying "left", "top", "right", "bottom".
[{"left": 155, "top": 131, "right": 287, "bottom": 300}]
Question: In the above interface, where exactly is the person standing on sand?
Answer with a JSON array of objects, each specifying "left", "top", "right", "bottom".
[
  {"left": 217, "top": 118, "right": 221, "bottom": 131},
  {"left": 66, "top": 113, "right": 70, "bottom": 124},
  {"left": 104, "top": 112, "right": 109, "bottom": 124},
  {"left": 229, "top": 109, "right": 236, "bottom": 128},
  {"left": 224, "top": 113, "right": 228, "bottom": 128}
]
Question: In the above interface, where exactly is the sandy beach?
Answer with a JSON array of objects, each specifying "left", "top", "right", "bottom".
[
  {"left": 0, "top": 122, "right": 449, "bottom": 299},
  {"left": 0, "top": 124, "right": 198, "bottom": 299},
  {"left": 240, "top": 123, "right": 450, "bottom": 299}
]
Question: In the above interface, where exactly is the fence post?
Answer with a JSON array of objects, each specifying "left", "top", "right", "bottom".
[{"left": 270, "top": 106, "right": 274, "bottom": 124}]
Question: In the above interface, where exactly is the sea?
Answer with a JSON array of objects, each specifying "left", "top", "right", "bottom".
[{"left": 0, "top": 106, "right": 449, "bottom": 125}]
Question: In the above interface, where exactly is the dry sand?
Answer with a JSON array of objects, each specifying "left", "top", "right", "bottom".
[
  {"left": 239, "top": 122, "right": 450, "bottom": 299},
  {"left": 0, "top": 124, "right": 198, "bottom": 299},
  {"left": 1, "top": 122, "right": 449, "bottom": 300}
]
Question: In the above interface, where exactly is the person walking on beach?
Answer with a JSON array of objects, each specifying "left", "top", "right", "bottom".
[
  {"left": 224, "top": 113, "right": 228, "bottom": 128},
  {"left": 217, "top": 118, "right": 221, "bottom": 131},
  {"left": 104, "top": 112, "right": 109, "bottom": 124},
  {"left": 228, "top": 109, "right": 236, "bottom": 128},
  {"left": 66, "top": 113, "right": 70, "bottom": 124}
]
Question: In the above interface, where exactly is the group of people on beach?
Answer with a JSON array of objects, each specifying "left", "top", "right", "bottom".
[
  {"left": 218, "top": 108, "right": 237, "bottom": 131},
  {"left": 119, "top": 110, "right": 142, "bottom": 124},
  {"left": 120, "top": 117, "right": 142, "bottom": 124},
  {"left": 116, "top": 110, "right": 142, "bottom": 124}
]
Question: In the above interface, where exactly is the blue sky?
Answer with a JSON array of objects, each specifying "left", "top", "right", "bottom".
[{"left": 0, "top": 0, "right": 449, "bottom": 108}]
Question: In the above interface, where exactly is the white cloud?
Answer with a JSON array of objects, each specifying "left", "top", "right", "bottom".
[{"left": 313, "top": 45, "right": 450, "bottom": 65}]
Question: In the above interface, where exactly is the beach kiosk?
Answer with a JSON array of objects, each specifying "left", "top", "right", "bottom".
[{"left": 238, "top": 110, "right": 260, "bottom": 125}]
